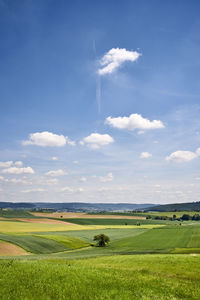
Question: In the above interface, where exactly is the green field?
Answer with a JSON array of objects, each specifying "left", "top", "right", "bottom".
[
  {"left": 1, "top": 212, "right": 200, "bottom": 299},
  {"left": 62, "top": 217, "right": 173, "bottom": 225},
  {"left": 0, "top": 210, "right": 37, "bottom": 218},
  {"left": 1, "top": 255, "right": 200, "bottom": 299}
]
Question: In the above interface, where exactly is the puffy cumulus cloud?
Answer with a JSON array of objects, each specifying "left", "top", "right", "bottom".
[
  {"left": 0, "top": 161, "right": 23, "bottom": 168},
  {"left": 2, "top": 167, "right": 34, "bottom": 174},
  {"left": 98, "top": 48, "right": 141, "bottom": 75},
  {"left": 23, "top": 131, "right": 75, "bottom": 147},
  {"left": 140, "top": 152, "right": 152, "bottom": 159},
  {"left": 166, "top": 148, "right": 200, "bottom": 163},
  {"left": 106, "top": 113, "right": 165, "bottom": 131},
  {"left": 45, "top": 169, "right": 66, "bottom": 177},
  {"left": 81, "top": 133, "right": 114, "bottom": 149},
  {"left": 99, "top": 172, "right": 114, "bottom": 182},
  {"left": 0, "top": 161, "right": 13, "bottom": 168}
]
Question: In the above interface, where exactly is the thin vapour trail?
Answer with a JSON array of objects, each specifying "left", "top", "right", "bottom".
[
  {"left": 93, "top": 39, "right": 101, "bottom": 114},
  {"left": 96, "top": 76, "right": 101, "bottom": 114}
]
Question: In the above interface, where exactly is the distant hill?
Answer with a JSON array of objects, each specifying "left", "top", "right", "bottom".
[
  {"left": 0, "top": 202, "right": 155, "bottom": 212},
  {"left": 145, "top": 202, "right": 200, "bottom": 212}
]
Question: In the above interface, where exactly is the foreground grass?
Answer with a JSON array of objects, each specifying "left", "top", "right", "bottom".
[{"left": 0, "top": 254, "right": 200, "bottom": 299}]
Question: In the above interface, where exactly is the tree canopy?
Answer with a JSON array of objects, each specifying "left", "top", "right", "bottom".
[{"left": 93, "top": 234, "right": 110, "bottom": 247}]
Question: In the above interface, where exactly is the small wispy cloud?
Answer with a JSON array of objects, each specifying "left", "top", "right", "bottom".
[
  {"left": 99, "top": 172, "right": 114, "bottom": 182},
  {"left": 51, "top": 157, "right": 58, "bottom": 161},
  {"left": 45, "top": 169, "right": 66, "bottom": 177},
  {"left": 98, "top": 48, "right": 141, "bottom": 75},
  {"left": 21, "top": 188, "right": 46, "bottom": 193},
  {"left": 140, "top": 152, "right": 152, "bottom": 159}
]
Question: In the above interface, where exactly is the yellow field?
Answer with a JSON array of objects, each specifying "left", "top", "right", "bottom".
[{"left": 0, "top": 220, "right": 163, "bottom": 233}]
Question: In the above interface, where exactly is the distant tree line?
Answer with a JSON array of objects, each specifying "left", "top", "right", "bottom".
[{"left": 146, "top": 213, "right": 200, "bottom": 221}]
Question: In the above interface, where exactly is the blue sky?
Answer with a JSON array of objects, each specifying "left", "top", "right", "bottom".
[{"left": 0, "top": 0, "right": 200, "bottom": 203}]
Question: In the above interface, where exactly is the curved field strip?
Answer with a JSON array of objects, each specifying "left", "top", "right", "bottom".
[
  {"left": 31, "top": 212, "right": 145, "bottom": 219},
  {"left": 0, "top": 220, "right": 164, "bottom": 233},
  {"left": 0, "top": 210, "right": 38, "bottom": 218},
  {"left": 37, "top": 228, "right": 147, "bottom": 243},
  {"left": 15, "top": 218, "right": 73, "bottom": 225},
  {"left": 0, "top": 234, "right": 68, "bottom": 254},
  {"left": 61, "top": 218, "right": 170, "bottom": 225},
  {"left": 110, "top": 226, "right": 193, "bottom": 253},
  {"left": 35, "top": 235, "right": 90, "bottom": 249},
  {"left": 0, "top": 241, "right": 29, "bottom": 256}
]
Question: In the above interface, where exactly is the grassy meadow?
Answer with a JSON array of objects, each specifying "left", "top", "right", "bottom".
[
  {"left": 1, "top": 210, "right": 200, "bottom": 299},
  {"left": 1, "top": 255, "right": 200, "bottom": 299}
]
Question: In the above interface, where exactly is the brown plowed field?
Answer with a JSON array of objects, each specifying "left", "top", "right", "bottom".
[
  {"left": 0, "top": 241, "right": 29, "bottom": 256},
  {"left": 31, "top": 212, "right": 146, "bottom": 220}
]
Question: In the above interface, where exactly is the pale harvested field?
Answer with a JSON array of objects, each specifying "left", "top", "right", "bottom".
[
  {"left": 15, "top": 218, "right": 74, "bottom": 225},
  {"left": 0, "top": 241, "right": 29, "bottom": 256},
  {"left": 31, "top": 212, "right": 146, "bottom": 220}
]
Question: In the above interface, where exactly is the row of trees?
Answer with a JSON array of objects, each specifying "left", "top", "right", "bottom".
[{"left": 146, "top": 213, "right": 200, "bottom": 221}]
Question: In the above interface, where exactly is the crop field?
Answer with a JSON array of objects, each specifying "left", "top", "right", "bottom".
[
  {"left": 62, "top": 217, "right": 175, "bottom": 225},
  {"left": 1, "top": 254, "right": 200, "bottom": 299},
  {"left": 1, "top": 211, "right": 200, "bottom": 299}
]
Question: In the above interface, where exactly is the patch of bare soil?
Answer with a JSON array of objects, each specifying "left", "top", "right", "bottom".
[{"left": 0, "top": 241, "right": 29, "bottom": 256}]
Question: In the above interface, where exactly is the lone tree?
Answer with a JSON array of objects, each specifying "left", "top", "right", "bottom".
[{"left": 93, "top": 234, "right": 110, "bottom": 247}]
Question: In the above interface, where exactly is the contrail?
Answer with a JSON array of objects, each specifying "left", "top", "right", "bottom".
[
  {"left": 96, "top": 76, "right": 101, "bottom": 114},
  {"left": 93, "top": 39, "right": 101, "bottom": 114}
]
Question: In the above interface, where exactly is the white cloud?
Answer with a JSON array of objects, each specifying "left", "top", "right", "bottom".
[
  {"left": 21, "top": 188, "right": 46, "bottom": 193},
  {"left": 10, "top": 178, "right": 31, "bottom": 185},
  {"left": 43, "top": 178, "right": 58, "bottom": 185},
  {"left": 73, "top": 160, "right": 79, "bottom": 164},
  {"left": 0, "top": 176, "right": 8, "bottom": 182},
  {"left": 61, "top": 186, "right": 73, "bottom": 193},
  {"left": 98, "top": 48, "right": 141, "bottom": 75},
  {"left": 2, "top": 167, "right": 35, "bottom": 174},
  {"left": 15, "top": 161, "right": 23, "bottom": 167},
  {"left": 80, "top": 177, "right": 87, "bottom": 182},
  {"left": 166, "top": 150, "right": 199, "bottom": 163},
  {"left": 23, "top": 131, "right": 74, "bottom": 147},
  {"left": 140, "top": 152, "right": 152, "bottom": 159},
  {"left": 0, "top": 161, "right": 13, "bottom": 168},
  {"left": 67, "top": 140, "right": 76, "bottom": 146},
  {"left": 60, "top": 186, "right": 84, "bottom": 193},
  {"left": 100, "top": 172, "right": 114, "bottom": 182},
  {"left": 51, "top": 157, "right": 58, "bottom": 161},
  {"left": 106, "top": 113, "right": 165, "bottom": 131},
  {"left": 45, "top": 169, "right": 66, "bottom": 177},
  {"left": 81, "top": 133, "right": 114, "bottom": 149}
]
